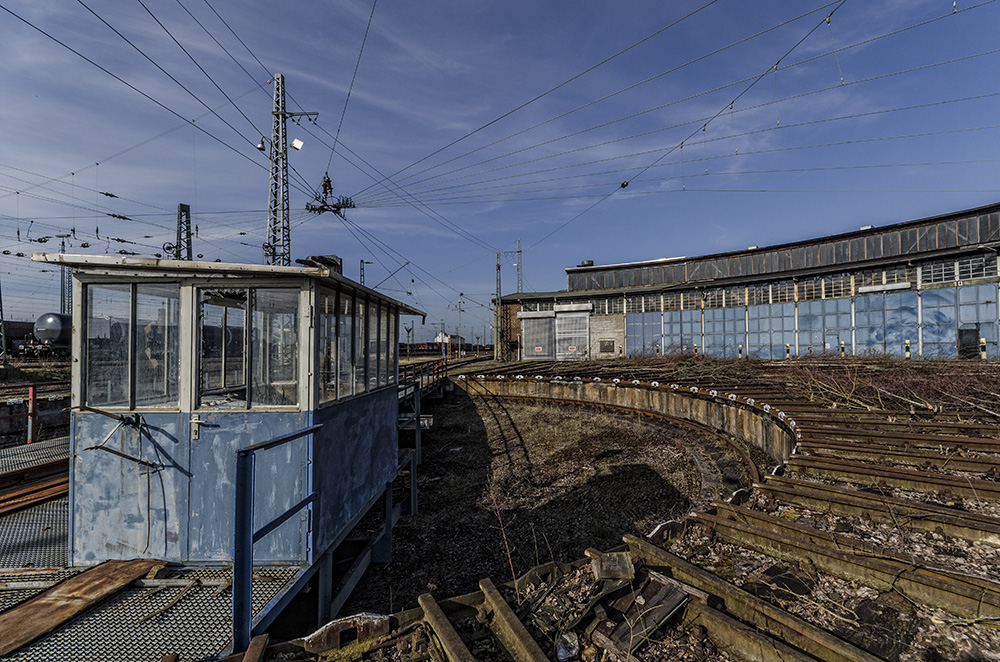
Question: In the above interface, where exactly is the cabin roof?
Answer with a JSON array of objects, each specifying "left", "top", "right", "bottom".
[{"left": 31, "top": 252, "right": 426, "bottom": 318}]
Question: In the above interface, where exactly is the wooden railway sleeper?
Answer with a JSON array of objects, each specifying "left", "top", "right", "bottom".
[
  {"left": 712, "top": 503, "right": 1000, "bottom": 595},
  {"left": 623, "top": 535, "right": 882, "bottom": 662},
  {"left": 756, "top": 477, "right": 1000, "bottom": 547},
  {"left": 690, "top": 510, "right": 1000, "bottom": 620}
]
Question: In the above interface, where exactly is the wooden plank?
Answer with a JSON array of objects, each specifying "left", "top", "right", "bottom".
[
  {"left": 0, "top": 558, "right": 163, "bottom": 656},
  {"left": 242, "top": 634, "right": 270, "bottom": 662},
  {"left": 0, "top": 478, "right": 69, "bottom": 517}
]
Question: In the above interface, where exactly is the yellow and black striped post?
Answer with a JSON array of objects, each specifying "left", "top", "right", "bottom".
[
  {"left": 839, "top": 341, "right": 845, "bottom": 358},
  {"left": 905, "top": 339, "right": 911, "bottom": 359},
  {"left": 981, "top": 337, "right": 988, "bottom": 360},
  {"left": 785, "top": 343, "right": 790, "bottom": 359},
  {"left": 738, "top": 344, "right": 743, "bottom": 359}
]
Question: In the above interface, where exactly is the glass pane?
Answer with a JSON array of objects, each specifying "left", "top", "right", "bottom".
[
  {"left": 354, "top": 299, "right": 366, "bottom": 394},
  {"left": 338, "top": 295, "right": 354, "bottom": 398},
  {"left": 251, "top": 289, "right": 299, "bottom": 407},
  {"left": 368, "top": 303, "right": 379, "bottom": 391},
  {"left": 319, "top": 289, "right": 337, "bottom": 404},
  {"left": 199, "top": 289, "right": 247, "bottom": 409},
  {"left": 388, "top": 310, "right": 397, "bottom": 385},
  {"left": 378, "top": 304, "right": 388, "bottom": 387},
  {"left": 135, "top": 284, "right": 181, "bottom": 407},
  {"left": 85, "top": 284, "right": 130, "bottom": 407}
]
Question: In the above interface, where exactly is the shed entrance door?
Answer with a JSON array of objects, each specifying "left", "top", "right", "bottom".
[
  {"left": 958, "top": 325, "right": 980, "bottom": 359},
  {"left": 555, "top": 312, "right": 589, "bottom": 361}
]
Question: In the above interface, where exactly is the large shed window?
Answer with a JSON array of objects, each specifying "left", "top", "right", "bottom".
[
  {"left": 85, "top": 283, "right": 180, "bottom": 409},
  {"left": 198, "top": 287, "right": 299, "bottom": 409}
]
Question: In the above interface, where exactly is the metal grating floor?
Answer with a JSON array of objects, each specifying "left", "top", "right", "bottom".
[
  {"left": 1, "top": 565, "right": 301, "bottom": 662},
  {"left": 0, "top": 497, "right": 69, "bottom": 569},
  {"left": 0, "top": 437, "right": 70, "bottom": 473}
]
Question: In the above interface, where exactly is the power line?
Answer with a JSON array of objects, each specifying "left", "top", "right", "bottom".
[
  {"left": 74, "top": 0, "right": 257, "bottom": 148},
  {"left": 0, "top": 1, "right": 269, "bottom": 174},
  {"left": 327, "top": 0, "right": 378, "bottom": 171},
  {"left": 359, "top": 2, "right": 995, "bottom": 206},
  {"left": 352, "top": 0, "right": 724, "bottom": 199},
  {"left": 133, "top": 0, "right": 264, "bottom": 137},
  {"left": 360, "top": 0, "right": 843, "bottom": 199}
]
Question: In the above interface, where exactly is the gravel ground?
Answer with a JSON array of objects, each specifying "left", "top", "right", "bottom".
[{"left": 340, "top": 388, "right": 751, "bottom": 616}]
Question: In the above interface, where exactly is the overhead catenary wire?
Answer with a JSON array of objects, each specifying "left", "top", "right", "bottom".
[
  {"left": 74, "top": 0, "right": 259, "bottom": 149},
  {"left": 358, "top": 1, "right": 995, "bottom": 207},
  {"left": 525, "top": 0, "right": 850, "bottom": 251},
  {"left": 358, "top": 0, "right": 843, "bottom": 200},
  {"left": 133, "top": 0, "right": 265, "bottom": 138},
  {"left": 0, "top": 2, "right": 274, "bottom": 177},
  {"left": 360, "top": 48, "right": 1000, "bottom": 208},
  {"left": 326, "top": 0, "right": 378, "bottom": 172},
  {"left": 352, "top": 0, "right": 724, "bottom": 199}
]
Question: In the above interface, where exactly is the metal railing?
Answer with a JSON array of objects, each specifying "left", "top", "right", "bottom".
[
  {"left": 399, "top": 359, "right": 447, "bottom": 398},
  {"left": 232, "top": 423, "right": 321, "bottom": 652},
  {"left": 0, "top": 383, "right": 70, "bottom": 447}
]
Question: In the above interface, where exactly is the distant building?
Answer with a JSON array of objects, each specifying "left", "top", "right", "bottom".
[
  {"left": 434, "top": 332, "right": 466, "bottom": 345},
  {"left": 500, "top": 202, "right": 1000, "bottom": 360}
]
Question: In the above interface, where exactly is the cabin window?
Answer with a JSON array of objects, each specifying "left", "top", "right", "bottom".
[
  {"left": 135, "top": 284, "right": 181, "bottom": 407},
  {"left": 84, "top": 283, "right": 180, "bottom": 409},
  {"left": 354, "top": 299, "right": 367, "bottom": 395},
  {"left": 198, "top": 287, "right": 299, "bottom": 409},
  {"left": 338, "top": 294, "right": 354, "bottom": 399},
  {"left": 369, "top": 302, "right": 380, "bottom": 390},
  {"left": 387, "top": 310, "right": 397, "bottom": 384},
  {"left": 318, "top": 289, "right": 337, "bottom": 404}
]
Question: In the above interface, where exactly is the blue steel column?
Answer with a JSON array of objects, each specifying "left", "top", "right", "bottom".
[{"left": 233, "top": 450, "right": 255, "bottom": 652}]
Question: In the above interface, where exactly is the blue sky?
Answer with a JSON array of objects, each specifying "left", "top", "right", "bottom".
[{"left": 1, "top": 0, "right": 998, "bottom": 341}]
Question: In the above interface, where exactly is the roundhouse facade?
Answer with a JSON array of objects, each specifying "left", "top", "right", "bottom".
[{"left": 501, "top": 202, "right": 1000, "bottom": 360}]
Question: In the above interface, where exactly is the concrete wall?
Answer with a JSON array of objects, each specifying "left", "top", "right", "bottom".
[{"left": 455, "top": 378, "right": 795, "bottom": 465}]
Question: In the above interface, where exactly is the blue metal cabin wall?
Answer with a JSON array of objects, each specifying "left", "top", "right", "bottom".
[
  {"left": 186, "top": 411, "right": 309, "bottom": 563},
  {"left": 312, "top": 387, "right": 398, "bottom": 555},
  {"left": 72, "top": 409, "right": 312, "bottom": 565},
  {"left": 71, "top": 412, "right": 187, "bottom": 565}
]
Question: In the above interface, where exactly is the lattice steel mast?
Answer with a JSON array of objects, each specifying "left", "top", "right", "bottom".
[
  {"left": 264, "top": 74, "right": 317, "bottom": 266},
  {"left": 163, "top": 203, "right": 192, "bottom": 260}
]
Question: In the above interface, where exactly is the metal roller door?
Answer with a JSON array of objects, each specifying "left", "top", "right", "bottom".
[
  {"left": 521, "top": 316, "right": 555, "bottom": 360},
  {"left": 556, "top": 311, "right": 589, "bottom": 361}
]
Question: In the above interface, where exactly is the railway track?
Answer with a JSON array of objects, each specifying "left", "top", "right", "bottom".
[
  {"left": 268, "top": 359, "right": 1000, "bottom": 661},
  {"left": 0, "top": 438, "right": 70, "bottom": 516}
]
